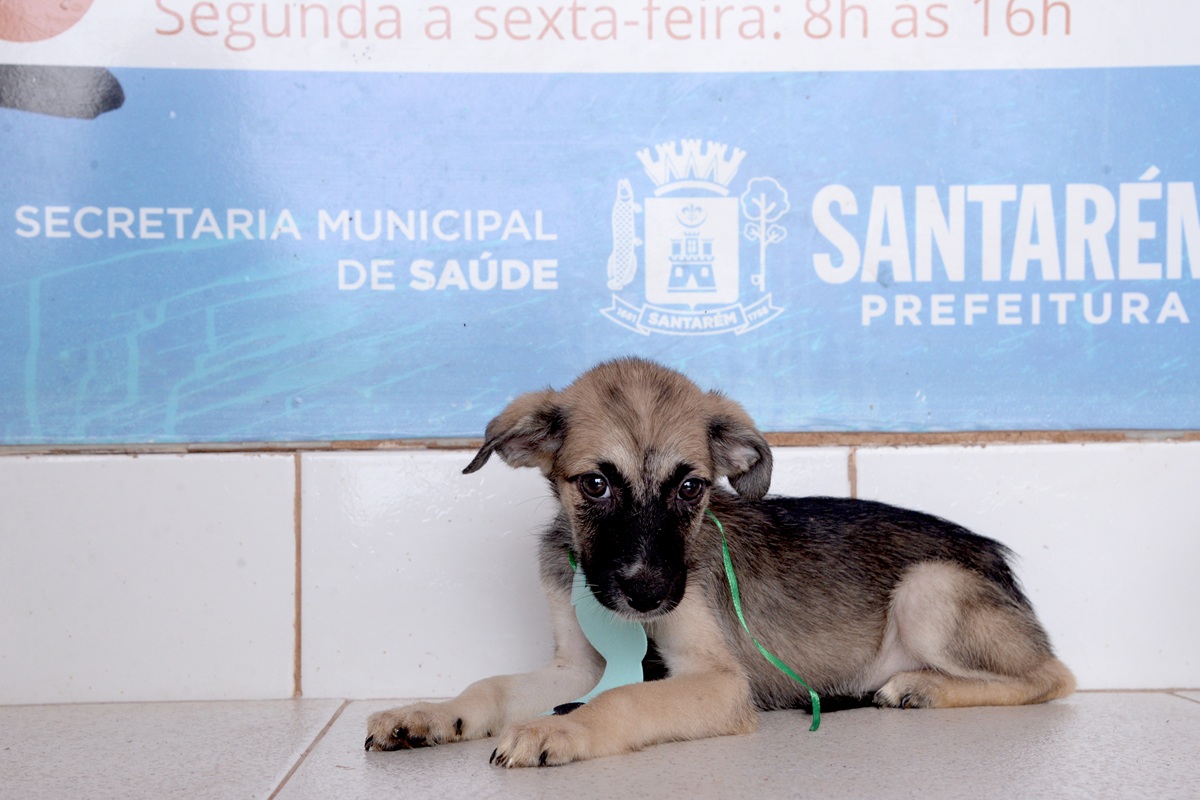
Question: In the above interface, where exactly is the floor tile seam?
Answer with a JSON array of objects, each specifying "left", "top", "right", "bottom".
[
  {"left": 1076, "top": 688, "right": 1200, "bottom": 694},
  {"left": 267, "top": 698, "right": 350, "bottom": 800},
  {"left": 1169, "top": 691, "right": 1200, "bottom": 706}
]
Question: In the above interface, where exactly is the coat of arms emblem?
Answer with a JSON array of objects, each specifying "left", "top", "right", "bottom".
[{"left": 602, "top": 139, "right": 786, "bottom": 335}]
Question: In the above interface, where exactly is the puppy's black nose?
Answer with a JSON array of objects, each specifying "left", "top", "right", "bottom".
[
  {"left": 624, "top": 593, "right": 663, "bottom": 613},
  {"left": 616, "top": 575, "right": 666, "bottom": 613}
]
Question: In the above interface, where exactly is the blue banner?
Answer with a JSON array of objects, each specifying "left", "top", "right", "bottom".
[{"left": 2, "top": 66, "right": 1197, "bottom": 443}]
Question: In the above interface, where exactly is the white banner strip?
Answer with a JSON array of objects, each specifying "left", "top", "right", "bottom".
[{"left": 1, "top": 1, "right": 1199, "bottom": 73}]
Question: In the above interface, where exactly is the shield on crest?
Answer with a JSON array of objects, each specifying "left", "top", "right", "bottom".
[{"left": 644, "top": 197, "right": 740, "bottom": 307}]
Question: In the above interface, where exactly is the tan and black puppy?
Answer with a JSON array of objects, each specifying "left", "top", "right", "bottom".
[{"left": 365, "top": 358, "right": 1075, "bottom": 766}]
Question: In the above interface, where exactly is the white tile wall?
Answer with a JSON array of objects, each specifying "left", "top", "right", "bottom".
[
  {"left": 1, "top": 442, "right": 1195, "bottom": 706},
  {"left": 0, "top": 454, "right": 296, "bottom": 704},
  {"left": 855, "top": 441, "right": 1200, "bottom": 690}
]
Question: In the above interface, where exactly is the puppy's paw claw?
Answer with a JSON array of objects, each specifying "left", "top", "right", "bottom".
[
  {"left": 365, "top": 703, "right": 479, "bottom": 752},
  {"left": 490, "top": 717, "right": 594, "bottom": 768}
]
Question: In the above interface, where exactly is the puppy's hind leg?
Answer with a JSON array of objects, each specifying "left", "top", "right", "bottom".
[
  {"left": 874, "top": 561, "right": 1075, "bottom": 709},
  {"left": 366, "top": 587, "right": 603, "bottom": 751}
]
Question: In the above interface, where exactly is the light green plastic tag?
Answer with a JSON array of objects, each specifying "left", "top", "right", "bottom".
[{"left": 563, "top": 561, "right": 647, "bottom": 707}]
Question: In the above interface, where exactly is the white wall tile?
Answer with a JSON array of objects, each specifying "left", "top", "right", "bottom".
[
  {"left": 300, "top": 447, "right": 851, "bottom": 699},
  {"left": 855, "top": 442, "right": 1200, "bottom": 690},
  {"left": 767, "top": 447, "right": 852, "bottom": 498},
  {"left": 300, "top": 451, "right": 558, "bottom": 699},
  {"left": 0, "top": 454, "right": 296, "bottom": 704}
]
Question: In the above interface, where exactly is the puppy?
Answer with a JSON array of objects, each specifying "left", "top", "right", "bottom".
[{"left": 365, "top": 358, "right": 1074, "bottom": 766}]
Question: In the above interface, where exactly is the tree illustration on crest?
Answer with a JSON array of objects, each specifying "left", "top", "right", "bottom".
[{"left": 741, "top": 177, "right": 789, "bottom": 292}]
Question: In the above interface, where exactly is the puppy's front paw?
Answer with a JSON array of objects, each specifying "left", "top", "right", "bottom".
[
  {"left": 365, "top": 702, "right": 487, "bottom": 752},
  {"left": 490, "top": 716, "right": 598, "bottom": 768},
  {"left": 874, "top": 670, "right": 945, "bottom": 709}
]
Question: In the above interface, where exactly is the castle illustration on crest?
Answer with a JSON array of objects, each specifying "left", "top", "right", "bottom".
[
  {"left": 668, "top": 203, "right": 715, "bottom": 293},
  {"left": 602, "top": 139, "right": 786, "bottom": 336}
]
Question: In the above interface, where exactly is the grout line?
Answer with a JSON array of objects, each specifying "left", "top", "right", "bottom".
[
  {"left": 267, "top": 699, "right": 350, "bottom": 800},
  {"left": 1169, "top": 691, "right": 1200, "bottom": 705},
  {"left": 848, "top": 446, "right": 858, "bottom": 498},
  {"left": 1076, "top": 688, "right": 1200, "bottom": 694},
  {"left": 293, "top": 453, "right": 303, "bottom": 699}
]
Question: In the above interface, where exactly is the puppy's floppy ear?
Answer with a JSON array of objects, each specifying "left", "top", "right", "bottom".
[
  {"left": 463, "top": 389, "right": 566, "bottom": 475},
  {"left": 707, "top": 393, "right": 772, "bottom": 500}
]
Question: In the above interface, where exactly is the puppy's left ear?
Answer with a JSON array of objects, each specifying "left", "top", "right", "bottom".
[
  {"left": 463, "top": 389, "right": 566, "bottom": 475},
  {"left": 708, "top": 393, "right": 772, "bottom": 499}
]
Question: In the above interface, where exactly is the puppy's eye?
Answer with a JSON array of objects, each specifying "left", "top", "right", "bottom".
[
  {"left": 678, "top": 478, "right": 705, "bottom": 502},
  {"left": 578, "top": 473, "right": 610, "bottom": 500}
]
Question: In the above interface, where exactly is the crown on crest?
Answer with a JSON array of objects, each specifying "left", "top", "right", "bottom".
[{"left": 636, "top": 140, "right": 746, "bottom": 196}]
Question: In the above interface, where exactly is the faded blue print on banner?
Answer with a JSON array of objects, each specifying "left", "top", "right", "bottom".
[{"left": 1, "top": 67, "right": 1197, "bottom": 444}]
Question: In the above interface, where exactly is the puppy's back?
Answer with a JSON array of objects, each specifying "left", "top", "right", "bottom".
[{"left": 711, "top": 494, "right": 1023, "bottom": 598}]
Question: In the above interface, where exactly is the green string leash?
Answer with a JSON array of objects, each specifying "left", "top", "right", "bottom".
[{"left": 708, "top": 509, "right": 822, "bottom": 731}]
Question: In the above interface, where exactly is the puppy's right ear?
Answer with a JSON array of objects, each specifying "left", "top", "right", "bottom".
[
  {"left": 463, "top": 389, "right": 566, "bottom": 475},
  {"left": 707, "top": 392, "right": 773, "bottom": 500}
]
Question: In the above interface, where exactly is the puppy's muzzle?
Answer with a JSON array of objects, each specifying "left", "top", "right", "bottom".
[
  {"left": 599, "top": 556, "right": 686, "bottom": 618},
  {"left": 587, "top": 502, "right": 688, "bottom": 618}
]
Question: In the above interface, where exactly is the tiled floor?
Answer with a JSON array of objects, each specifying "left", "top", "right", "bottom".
[{"left": 2, "top": 692, "right": 1198, "bottom": 799}]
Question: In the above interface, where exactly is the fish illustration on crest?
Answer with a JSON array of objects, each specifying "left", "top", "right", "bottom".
[{"left": 606, "top": 179, "right": 641, "bottom": 291}]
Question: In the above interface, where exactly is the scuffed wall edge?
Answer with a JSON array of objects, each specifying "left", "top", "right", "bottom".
[{"left": 1, "top": 429, "right": 1198, "bottom": 457}]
